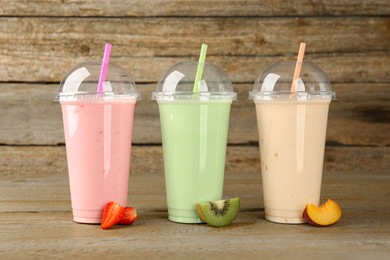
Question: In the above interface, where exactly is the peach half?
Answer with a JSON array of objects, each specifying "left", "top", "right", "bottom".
[{"left": 302, "top": 199, "right": 342, "bottom": 227}]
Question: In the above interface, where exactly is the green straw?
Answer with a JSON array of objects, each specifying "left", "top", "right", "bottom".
[{"left": 193, "top": 43, "right": 208, "bottom": 93}]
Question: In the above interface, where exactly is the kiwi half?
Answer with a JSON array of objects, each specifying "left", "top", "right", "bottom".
[{"left": 196, "top": 197, "right": 240, "bottom": 227}]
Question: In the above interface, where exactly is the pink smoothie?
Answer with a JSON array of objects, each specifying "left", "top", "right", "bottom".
[{"left": 60, "top": 99, "right": 136, "bottom": 223}]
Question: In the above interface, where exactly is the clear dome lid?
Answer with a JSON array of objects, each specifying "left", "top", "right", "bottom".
[
  {"left": 56, "top": 62, "right": 139, "bottom": 100},
  {"left": 152, "top": 62, "right": 237, "bottom": 101},
  {"left": 249, "top": 61, "right": 335, "bottom": 100}
]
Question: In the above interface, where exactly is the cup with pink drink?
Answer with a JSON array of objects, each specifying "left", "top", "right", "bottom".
[
  {"left": 249, "top": 43, "right": 335, "bottom": 224},
  {"left": 56, "top": 44, "right": 139, "bottom": 223}
]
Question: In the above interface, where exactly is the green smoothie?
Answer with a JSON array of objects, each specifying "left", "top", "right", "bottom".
[{"left": 158, "top": 100, "right": 232, "bottom": 223}]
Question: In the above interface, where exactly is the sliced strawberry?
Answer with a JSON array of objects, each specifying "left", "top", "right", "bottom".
[
  {"left": 119, "top": 207, "right": 137, "bottom": 225},
  {"left": 101, "top": 201, "right": 125, "bottom": 229}
]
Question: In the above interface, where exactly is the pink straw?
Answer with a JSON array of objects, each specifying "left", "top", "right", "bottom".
[
  {"left": 290, "top": 42, "right": 306, "bottom": 93},
  {"left": 97, "top": 43, "right": 112, "bottom": 93}
]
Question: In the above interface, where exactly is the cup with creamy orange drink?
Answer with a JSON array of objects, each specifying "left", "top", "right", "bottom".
[{"left": 249, "top": 60, "right": 335, "bottom": 224}]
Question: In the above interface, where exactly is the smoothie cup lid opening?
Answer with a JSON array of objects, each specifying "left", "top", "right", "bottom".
[
  {"left": 152, "top": 62, "right": 237, "bottom": 101},
  {"left": 249, "top": 61, "right": 335, "bottom": 100},
  {"left": 56, "top": 62, "right": 139, "bottom": 101}
]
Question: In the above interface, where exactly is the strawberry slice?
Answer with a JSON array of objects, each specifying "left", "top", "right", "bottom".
[
  {"left": 119, "top": 207, "right": 137, "bottom": 225},
  {"left": 101, "top": 201, "right": 125, "bottom": 229}
]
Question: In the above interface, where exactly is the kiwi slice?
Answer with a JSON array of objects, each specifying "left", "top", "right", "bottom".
[{"left": 196, "top": 197, "right": 240, "bottom": 227}]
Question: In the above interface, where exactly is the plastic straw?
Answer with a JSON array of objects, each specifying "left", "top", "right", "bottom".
[
  {"left": 97, "top": 43, "right": 112, "bottom": 93},
  {"left": 193, "top": 43, "right": 208, "bottom": 93},
  {"left": 290, "top": 42, "right": 306, "bottom": 92}
]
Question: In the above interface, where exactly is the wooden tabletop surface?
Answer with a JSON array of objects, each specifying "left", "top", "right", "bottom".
[{"left": 1, "top": 146, "right": 389, "bottom": 259}]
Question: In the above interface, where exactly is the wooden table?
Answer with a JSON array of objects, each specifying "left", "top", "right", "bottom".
[{"left": 1, "top": 146, "right": 389, "bottom": 259}]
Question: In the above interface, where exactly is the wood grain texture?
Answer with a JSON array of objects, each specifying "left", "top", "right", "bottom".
[
  {"left": 0, "top": 146, "right": 388, "bottom": 182},
  {"left": 1, "top": 0, "right": 389, "bottom": 17},
  {"left": 1, "top": 83, "right": 389, "bottom": 146},
  {"left": 1, "top": 209, "right": 389, "bottom": 259},
  {"left": 0, "top": 1, "right": 389, "bottom": 257},
  {"left": 1, "top": 145, "right": 389, "bottom": 258},
  {"left": 0, "top": 146, "right": 389, "bottom": 212},
  {"left": 0, "top": 17, "right": 389, "bottom": 83}
]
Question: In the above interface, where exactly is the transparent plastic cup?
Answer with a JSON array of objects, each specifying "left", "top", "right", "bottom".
[
  {"left": 152, "top": 62, "right": 237, "bottom": 223},
  {"left": 249, "top": 61, "right": 335, "bottom": 224},
  {"left": 56, "top": 62, "right": 139, "bottom": 223}
]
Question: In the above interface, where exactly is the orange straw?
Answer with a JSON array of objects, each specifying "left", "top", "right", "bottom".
[{"left": 290, "top": 42, "right": 306, "bottom": 92}]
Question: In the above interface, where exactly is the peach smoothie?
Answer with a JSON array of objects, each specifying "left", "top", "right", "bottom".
[
  {"left": 250, "top": 59, "right": 335, "bottom": 224},
  {"left": 255, "top": 99, "right": 330, "bottom": 223},
  {"left": 60, "top": 99, "right": 136, "bottom": 223}
]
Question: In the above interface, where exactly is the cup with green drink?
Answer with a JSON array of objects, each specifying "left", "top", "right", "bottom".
[{"left": 152, "top": 44, "right": 237, "bottom": 223}]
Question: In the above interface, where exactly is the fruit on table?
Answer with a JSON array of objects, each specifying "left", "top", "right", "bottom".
[
  {"left": 101, "top": 202, "right": 138, "bottom": 229},
  {"left": 101, "top": 201, "right": 125, "bottom": 229},
  {"left": 302, "top": 199, "right": 342, "bottom": 227},
  {"left": 119, "top": 207, "right": 137, "bottom": 225},
  {"left": 196, "top": 197, "right": 240, "bottom": 227}
]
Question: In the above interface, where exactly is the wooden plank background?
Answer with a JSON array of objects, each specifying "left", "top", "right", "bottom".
[{"left": 0, "top": 0, "right": 389, "bottom": 172}]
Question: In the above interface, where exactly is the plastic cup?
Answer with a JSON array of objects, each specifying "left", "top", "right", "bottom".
[
  {"left": 56, "top": 62, "right": 139, "bottom": 223},
  {"left": 249, "top": 61, "right": 335, "bottom": 224},
  {"left": 152, "top": 62, "right": 237, "bottom": 223}
]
